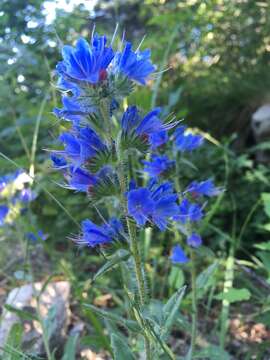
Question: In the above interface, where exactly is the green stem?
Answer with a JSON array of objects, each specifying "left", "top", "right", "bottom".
[
  {"left": 126, "top": 217, "right": 147, "bottom": 305},
  {"left": 190, "top": 250, "right": 197, "bottom": 357},
  {"left": 219, "top": 245, "right": 234, "bottom": 348},
  {"left": 117, "top": 149, "right": 150, "bottom": 359}
]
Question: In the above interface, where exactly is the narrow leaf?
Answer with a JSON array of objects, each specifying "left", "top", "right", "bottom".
[
  {"left": 83, "top": 304, "right": 141, "bottom": 332},
  {"left": 92, "top": 249, "right": 130, "bottom": 282},
  {"left": 4, "top": 304, "right": 38, "bottom": 322},
  {"left": 61, "top": 334, "right": 79, "bottom": 360},
  {"left": 196, "top": 261, "right": 218, "bottom": 299},
  {"left": 111, "top": 334, "right": 135, "bottom": 360},
  {"left": 161, "top": 286, "right": 186, "bottom": 339}
]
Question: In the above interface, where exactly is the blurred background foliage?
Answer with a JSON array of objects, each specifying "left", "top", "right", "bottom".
[{"left": 0, "top": 0, "right": 270, "bottom": 276}]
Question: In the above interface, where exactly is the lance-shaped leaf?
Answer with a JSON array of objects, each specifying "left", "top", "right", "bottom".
[
  {"left": 111, "top": 333, "right": 135, "bottom": 360},
  {"left": 161, "top": 285, "right": 186, "bottom": 340},
  {"left": 196, "top": 261, "right": 219, "bottom": 299},
  {"left": 83, "top": 304, "right": 141, "bottom": 333},
  {"left": 92, "top": 249, "right": 130, "bottom": 282},
  {"left": 61, "top": 334, "right": 79, "bottom": 360}
]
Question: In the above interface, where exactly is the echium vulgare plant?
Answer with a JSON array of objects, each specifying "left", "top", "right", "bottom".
[{"left": 51, "top": 32, "right": 222, "bottom": 359}]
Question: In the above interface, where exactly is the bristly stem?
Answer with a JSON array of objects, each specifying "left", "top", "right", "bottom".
[
  {"left": 126, "top": 217, "right": 147, "bottom": 305},
  {"left": 117, "top": 136, "right": 151, "bottom": 360},
  {"left": 190, "top": 249, "right": 197, "bottom": 358},
  {"left": 126, "top": 216, "right": 151, "bottom": 360}
]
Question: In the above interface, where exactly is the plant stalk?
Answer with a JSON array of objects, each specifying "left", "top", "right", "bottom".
[
  {"left": 117, "top": 146, "right": 151, "bottom": 359},
  {"left": 190, "top": 250, "right": 197, "bottom": 358}
]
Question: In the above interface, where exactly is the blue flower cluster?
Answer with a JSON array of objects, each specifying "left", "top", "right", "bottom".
[
  {"left": 170, "top": 178, "right": 221, "bottom": 263},
  {"left": 54, "top": 34, "right": 156, "bottom": 126},
  {"left": 127, "top": 180, "right": 179, "bottom": 230},
  {"left": 76, "top": 218, "right": 123, "bottom": 248},
  {"left": 0, "top": 171, "right": 36, "bottom": 226},
  {"left": 0, "top": 170, "right": 46, "bottom": 242},
  {"left": 174, "top": 126, "right": 204, "bottom": 152},
  {"left": 51, "top": 32, "right": 221, "bottom": 262}
]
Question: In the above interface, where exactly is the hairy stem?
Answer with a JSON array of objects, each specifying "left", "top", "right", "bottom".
[
  {"left": 126, "top": 217, "right": 147, "bottom": 305},
  {"left": 190, "top": 250, "right": 197, "bottom": 357},
  {"left": 117, "top": 149, "right": 150, "bottom": 359}
]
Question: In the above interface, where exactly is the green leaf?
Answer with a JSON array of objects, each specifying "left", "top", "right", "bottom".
[
  {"left": 262, "top": 193, "right": 270, "bottom": 217},
  {"left": 83, "top": 304, "right": 141, "bottom": 332},
  {"left": 43, "top": 305, "right": 57, "bottom": 340},
  {"left": 257, "top": 251, "right": 270, "bottom": 272},
  {"left": 254, "top": 241, "right": 270, "bottom": 251},
  {"left": 6, "top": 323, "right": 23, "bottom": 349},
  {"left": 215, "top": 288, "right": 251, "bottom": 303},
  {"left": 196, "top": 261, "right": 219, "bottom": 299},
  {"left": 263, "top": 223, "right": 270, "bottom": 232},
  {"left": 111, "top": 334, "right": 135, "bottom": 360},
  {"left": 61, "top": 334, "right": 79, "bottom": 360},
  {"left": 92, "top": 249, "right": 130, "bottom": 282},
  {"left": 168, "top": 267, "right": 184, "bottom": 290},
  {"left": 161, "top": 286, "right": 186, "bottom": 340},
  {"left": 194, "top": 345, "right": 230, "bottom": 359},
  {"left": 4, "top": 304, "right": 38, "bottom": 322}
]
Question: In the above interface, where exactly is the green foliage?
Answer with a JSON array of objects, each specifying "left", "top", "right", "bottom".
[
  {"left": 61, "top": 334, "right": 79, "bottom": 360},
  {"left": 215, "top": 288, "right": 251, "bottom": 303},
  {"left": 111, "top": 334, "right": 135, "bottom": 360}
]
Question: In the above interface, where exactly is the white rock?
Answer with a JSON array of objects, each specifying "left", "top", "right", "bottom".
[
  {"left": 252, "top": 104, "right": 270, "bottom": 139},
  {"left": 0, "top": 281, "right": 70, "bottom": 355},
  {"left": 251, "top": 104, "right": 270, "bottom": 162}
]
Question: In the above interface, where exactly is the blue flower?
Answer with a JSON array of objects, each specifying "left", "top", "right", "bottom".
[
  {"left": 149, "top": 181, "right": 179, "bottom": 230},
  {"left": 176, "top": 198, "right": 203, "bottom": 223},
  {"left": 121, "top": 105, "right": 142, "bottom": 133},
  {"left": 186, "top": 179, "right": 222, "bottom": 197},
  {"left": 0, "top": 205, "right": 9, "bottom": 225},
  {"left": 127, "top": 188, "right": 155, "bottom": 226},
  {"left": 150, "top": 130, "right": 168, "bottom": 149},
  {"left": 26, "top": 232, "right": 37, "bottom": 242},
  {"left": 142, "top": 155, "right": 175, "bottom": 177},
  {"left": 37, "top": 230, "right": 48, "bottom": 241},
  {"left": 121, "top": 106, "right": 177, "bottom": 147},
  {"left": 77, "top": 219, "right": 113, "bottom": 247},
  {"left": 0, "top": 171, "right": 21, "bottom": 192},
  {"left": 113, "top": 42, "right": 156, "bottom": 85},
  {"left": 26, "top": 230, "right": 48, "bottom": 242},
  {"left": 0, "top": 176, "right": 8, "bottom": 192},
  {"left": 67, "top": 167, "right": 97, "bottom": 192},
  {"left": 19, "top": 188, "right": 37, "bottom": 203},
  {"left": 59, "top": 126, "right": 105, "bottom": 168},
  {"left": 103, "top": 218, "right": 124, "bottom": 237},
  {"left": 170, "top": 245, "right": 189, "bottom": 264},
  {"left": 174, "top": 126, "right": 204, "bottom": 152},
  {"left": 57, "top": 35, "right": 114, "bottom": 84},
  {"left": 51, "top": 154, "right": 67, "bottom": 169},
  {"left": 57, "top": 77, "right": 80, "bottom": 96},
  {"left": 136, "top": 108, "right": 165, "bottom": 136},
  {"left": 187, "top": 233, "right": 202, "bottom": 248},
  {"left": 54, "top": 96, "right": 95, "bottom": 124},
  {"left": 127, "top": 181, "right": 179, "bottom": 230}
]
